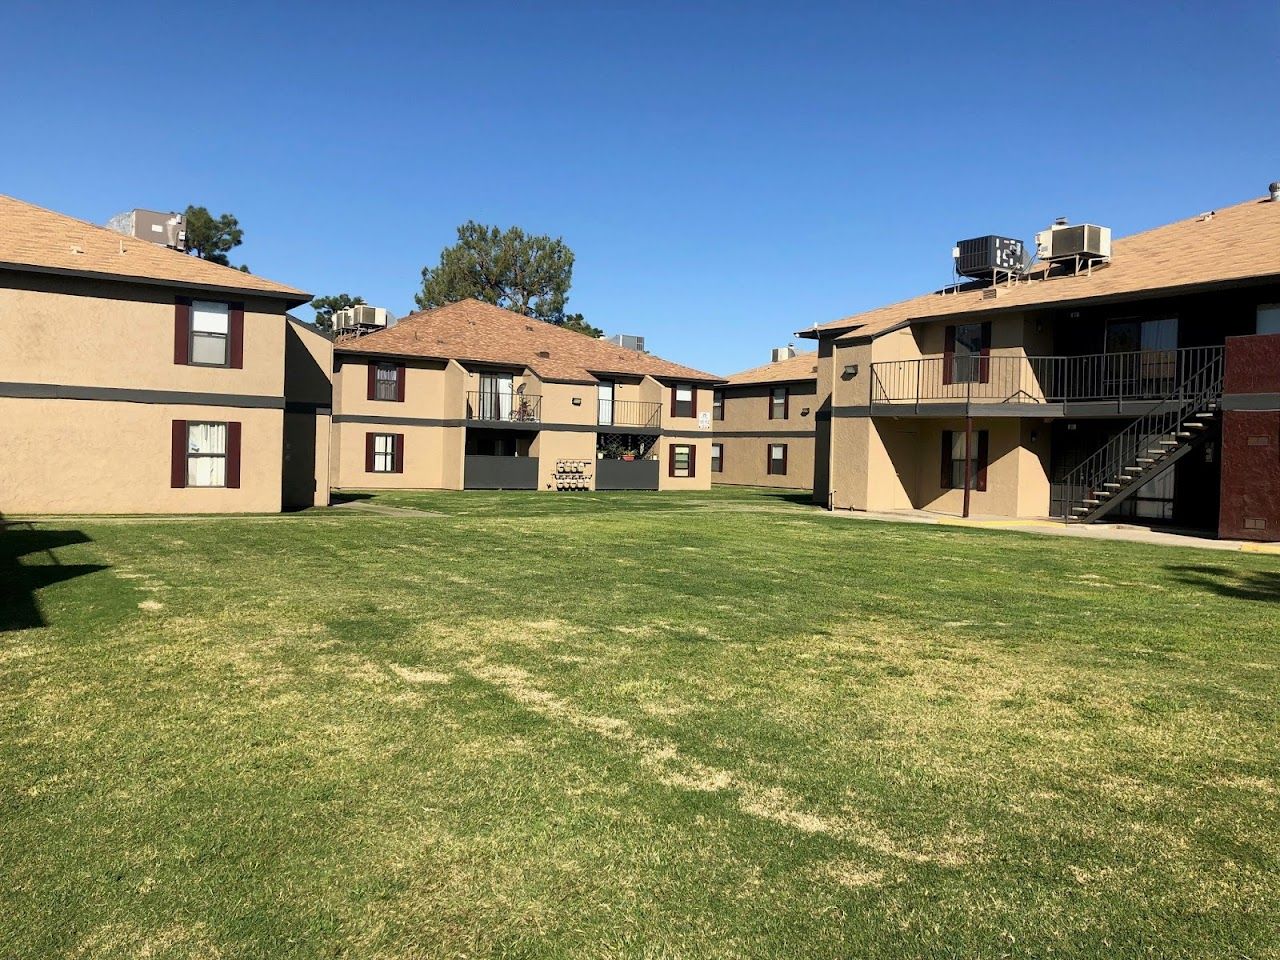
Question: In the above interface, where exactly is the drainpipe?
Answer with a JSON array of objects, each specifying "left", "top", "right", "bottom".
[{"left": 962, "top": 414, "right": 973, "bottom": 519}]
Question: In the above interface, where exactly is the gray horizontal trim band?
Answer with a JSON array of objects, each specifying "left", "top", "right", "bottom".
[
  {"left": 711, "top": 429, "right": 814, "bottom": 438},
  {"left": 1221, "top": 393, "right": 1280, "bottom": 411},
  {"left": 333, "top": 413, "right": 662, "bottom": 435},
  {"left": 0, "top": 381, "right": 285, "bottom": 409}
]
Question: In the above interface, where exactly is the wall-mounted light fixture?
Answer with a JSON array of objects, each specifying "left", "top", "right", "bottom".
[
  {"left": 571, "top": 397, "right": 582, "bottom": 406},
  {"left": 842, "top": 363, "right": 859, "bottom": 379},
  {"left": 800, "top": 407, "right": 811, "bottom": 416}
]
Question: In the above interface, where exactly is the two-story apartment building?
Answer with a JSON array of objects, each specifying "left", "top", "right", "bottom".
[
  {"left": 330, "top": 299, "right": 721, "bottom": 492},
  {"left": 802, "top": 189, "right": 1280, "bottom": 541},
  {"left": 0, "top": 195, "right": 322, "bottom": 514},
  {"left": 712, "top": 348, "right": 821, "bottom": 490}
]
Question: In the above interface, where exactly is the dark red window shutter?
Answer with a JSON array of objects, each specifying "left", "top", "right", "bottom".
[
  {"left": 689, "top": 444, "right": 696, "bottom": 476},
  {"left": 941, "top": 430, "right": 952, "bottom": 488},
  {"left": 669, "top": 385, "right": 678, "bottom": 418},
  {"left": 978, "top": 321, "right": 992, "bottom": 384},
  {"left": 367, "top": 363, "right": 377, "bottom": 400},
  {"left": 394, "top": 433, "right": 405, "bottom": 473},
  {"left": 174, "top": 299, "right": 191, "bottom": 365},
  {"left": 226, "top": 422, "right": 242, "bottom": 488},
  {"left": 783, "top": 388, "right": 789, "bottom": 420},
  {"left": 781, "top": 444, "right": 788, "bottom": 475},
  {"left": 690, "top": 387, "right": 698, "bottom": 419},
  {"left": 228, "top": 303, "right": 245, "bottom": 369},
  {"left": 395, "top": 364, "right": 406, "bottom": 402},
  {"left": 976, "top": 430, "right": 989, "bottom": 492},
  {"left": 942, "top": 326, "right": 956, "bottom": 386},
  {"left": 668, "top": 444, "right": 676, "bottom": 477},
  {"left": 365, "top": 433, "right": 375, "bottom": 472},
  {"left": 171, "top": 420, "right": 187, "bottom": 488}
]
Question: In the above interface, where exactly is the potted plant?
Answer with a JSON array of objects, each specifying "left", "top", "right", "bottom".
[{"left": 621, "top": 448, "right": 637, "bottom": 462}]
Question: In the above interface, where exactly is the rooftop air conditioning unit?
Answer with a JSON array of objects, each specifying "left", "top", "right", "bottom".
[
  {"left": 1035, "top": 223, "right": 1112, "bottom": 263},
  {"left": 771, "top": 345, "right": 797, "bottom": 362},
  {"left": 105, "top": 209, "right": 187, "bottom": 252},
  {"left": 333, "top": 305, "right": 390, "bottom": 331},
  {"left": 607, "top": 333, "right": 645, "bottom": 352},
  {"left": 953, "top": 235, "right": 1028, "bottom": 281}
]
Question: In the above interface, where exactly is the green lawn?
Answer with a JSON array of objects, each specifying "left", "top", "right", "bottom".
[{"left": 3, "top": 488, "right": 1278, "bottom": 959}]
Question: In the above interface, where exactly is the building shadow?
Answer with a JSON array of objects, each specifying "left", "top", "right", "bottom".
[
  {"left": 1165, "top": 564, "right": 1280, "bottom": 604},
  {"left": 0, "top": 518, "right": 108, "bottom": 631},
  {"left": 330, "top": 491, "right": 375, "bottom": 505}
]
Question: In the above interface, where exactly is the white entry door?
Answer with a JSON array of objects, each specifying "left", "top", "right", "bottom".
[
  {"left": 480, "top": 374, "right": 514, "bottom": 420},
  {"left": 597, "top": 381, "right": 615, "bottom": 426}
]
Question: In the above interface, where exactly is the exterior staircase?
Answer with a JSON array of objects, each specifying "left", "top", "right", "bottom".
[{"left": 1062, "top": 348, "right": 1225, "bottom": 524}]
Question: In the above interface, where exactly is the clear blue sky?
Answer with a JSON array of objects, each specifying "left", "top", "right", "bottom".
[{"left": 3, "top": 1, "right": 1276, "bottom": 374}]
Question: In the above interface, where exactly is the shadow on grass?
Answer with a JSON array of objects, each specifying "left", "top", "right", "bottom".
[
  {"left": 755, "top": 489, "right": 817, "bottom": 506},
  {"left": 0, "top": 519, "right": 108, "bottom": 631},
  {"left": 1165, "top": 564, "right": 1280, "bottom": 603},
  {"left": 330, "top": 491, "right": 375, "bottom": 505}
]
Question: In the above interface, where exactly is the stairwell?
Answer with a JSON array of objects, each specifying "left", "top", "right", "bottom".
[{"left": 1062, "top": 348, "right": 1225, "bottom": 524}]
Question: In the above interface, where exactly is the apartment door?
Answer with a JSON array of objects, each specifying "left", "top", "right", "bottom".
[
  {"left": 1104, "top": 317, "right": 1177, "bottom": 398},
  {"left": 479, "top": 373, "right": 514, "bottom": 420},
  {"left": 597, "top": 380, "right": 615, "bottom": 426}
]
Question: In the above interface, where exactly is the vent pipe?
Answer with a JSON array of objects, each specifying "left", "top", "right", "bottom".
[{"left": 1270, "top": 182, "right": 1280, "bottom": 202}]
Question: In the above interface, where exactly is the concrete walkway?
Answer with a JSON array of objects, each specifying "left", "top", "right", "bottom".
[{"left": 830, "top": 507, "right": 1280, "bottom": 554}]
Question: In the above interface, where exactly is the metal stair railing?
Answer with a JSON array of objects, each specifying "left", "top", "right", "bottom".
[{"left": 1060, "top": 346, "right": 1224, "bottom": 522}]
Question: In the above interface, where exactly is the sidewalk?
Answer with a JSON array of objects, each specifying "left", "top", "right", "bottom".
[{"left": 830, "top": 507, "right": 1280, "bottom": 554}]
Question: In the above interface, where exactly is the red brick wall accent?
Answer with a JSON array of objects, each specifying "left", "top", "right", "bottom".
[
  {"left": 1225, "top": 333, "right": 1280, "bottom": 395},
  {"left": 1219, "top": 410, "right": 1280, "bottom": 542}
]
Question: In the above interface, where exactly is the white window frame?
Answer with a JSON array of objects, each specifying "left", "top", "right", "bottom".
[
  {"left": 187, "top": 421, "right": 228, "bottom": 487},
  {"left": 372, "top": 433, "right": 397, "bottom": 473},
  {"left": 190, "top": 301, "right": 230, "bottom": 367}
]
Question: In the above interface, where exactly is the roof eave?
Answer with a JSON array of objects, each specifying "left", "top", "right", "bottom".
[{"left": 0, "top": 260, "right": 312, "bottom": 307}]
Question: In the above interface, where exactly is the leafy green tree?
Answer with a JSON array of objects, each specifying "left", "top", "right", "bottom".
[
  {"left": 310, "top": 293, "right": 366, "bottom": 332},
  {"left": 562, "top": 313, "right": 603, "bottom": 338},
  {"left": 416, "top": 222, "right": 596, "bottom": 334},
  {"left": 183, "top": 205, "right": 244, "bottom": 267}
]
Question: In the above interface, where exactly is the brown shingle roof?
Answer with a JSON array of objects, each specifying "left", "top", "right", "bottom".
[
  {"left": 0, "top": 195, "right": 310, "bottom": 303},
  {"left": 724, "top": 350, "right": 819, "bottom": 385},
  {"left": 804, "top": 195, "right": 1280, "bottom": 341},
  {"left": 336, "top": 299, "right": 722, "bottom": 384}
]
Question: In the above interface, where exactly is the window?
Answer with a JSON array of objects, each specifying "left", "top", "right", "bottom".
[
  {"left": 669, "top": 443, "right": 695, "bottom": 478},
  {"left": 769, "top": 386, "right": 788, "bottom": 420},
  {"left": 187, "top": 421, "right": 227, "bottom": 487},
  {"left": 711, "top": 443, "right": 723, "bottom": 473},
  {"left": 671, "top": 383, "right": 696, "bottom": 418},
  {"left": 941, "top": 430, "right": 988, "bottom": 492},
  {"left": 712, "top": 390, "right": 724, "bottom": 421},
  {"left": 190, "top": 301, "right": 229, "bottom": 366},
  {"left": 374, "top": 363, "right": 400, "bottom": 401},
  {"left": 1258, "top": 304, "right": 1280, "bottom": 336},
  {"left": 944, "top": 322, "right": 989, "bottom": 385},
  {"left": 369, "top": 433, "right": 400, "bottom": 473},
  {"left": 767, "top": 443, "right": 787, "bottom": 476}
]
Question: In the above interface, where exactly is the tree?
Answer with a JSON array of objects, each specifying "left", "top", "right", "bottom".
[
  {"left": 416, "top": 222, "right": 597, "bottom": 334},
  {"left": 183, "top": 205, "right": 243, "bottom": 267},
  {"left": 562, "top": 312, "right": 603, "bottom": 338},
  {"left": 310, "top": 293, "right": 366, "bottom": 332}
]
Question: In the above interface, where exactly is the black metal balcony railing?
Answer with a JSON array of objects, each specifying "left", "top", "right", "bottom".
[
  {"left": 870, "top": 347, "right": 1226, "bottom": 409},
  {"left": 597, "top": 399, "right": 662, "bottom": 429},
  {"left": 466, "top": 390, "right": 541, "bottom": 423}
]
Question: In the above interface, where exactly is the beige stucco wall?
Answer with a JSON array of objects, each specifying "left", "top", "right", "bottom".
[
  {"left": 0, "top": 398, "right": 283, "bottom": 514},
  {"left": 0, "top": 270, "right": 302, "bottom": 515},
  {"left": 713, "top": 379, "right": 816, "bottom": 490},
  {"left": 822, "top": 319, "right": 1054, "bottom": 518},
  {"left": 0, "top": 274, "right": 286, "bottom": 397}
]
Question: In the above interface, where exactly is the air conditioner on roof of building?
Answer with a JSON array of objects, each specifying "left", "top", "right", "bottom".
[
  {"left": 771, "top": 345, "right": 797, "bottom": 362},
  {"left": 1035, "top": 222, "right": 1112, "bottom": 263}
]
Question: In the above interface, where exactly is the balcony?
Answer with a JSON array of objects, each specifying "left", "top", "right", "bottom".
[
  {"left": 597, "top": 399, "right": 662, "bottom": 431},
  {"left": 869, "top": 346, "right": 1224, "bottom": 417},
  {"left": 466, "top": 390, "right": 542, "bottom": 424}
]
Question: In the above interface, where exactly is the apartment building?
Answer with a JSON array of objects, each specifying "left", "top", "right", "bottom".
[
  {"left": 803, "top": 188, "right": 1280, "bottom": 541},
  {"left": 330, "top": 299, "right": 720, "bottom": 492},
  {"left": 0, "top": 196, "right": 323, "bottom": 514},
  {"left": 712, "top": 348, "right": 820, "bottom": 490}
]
